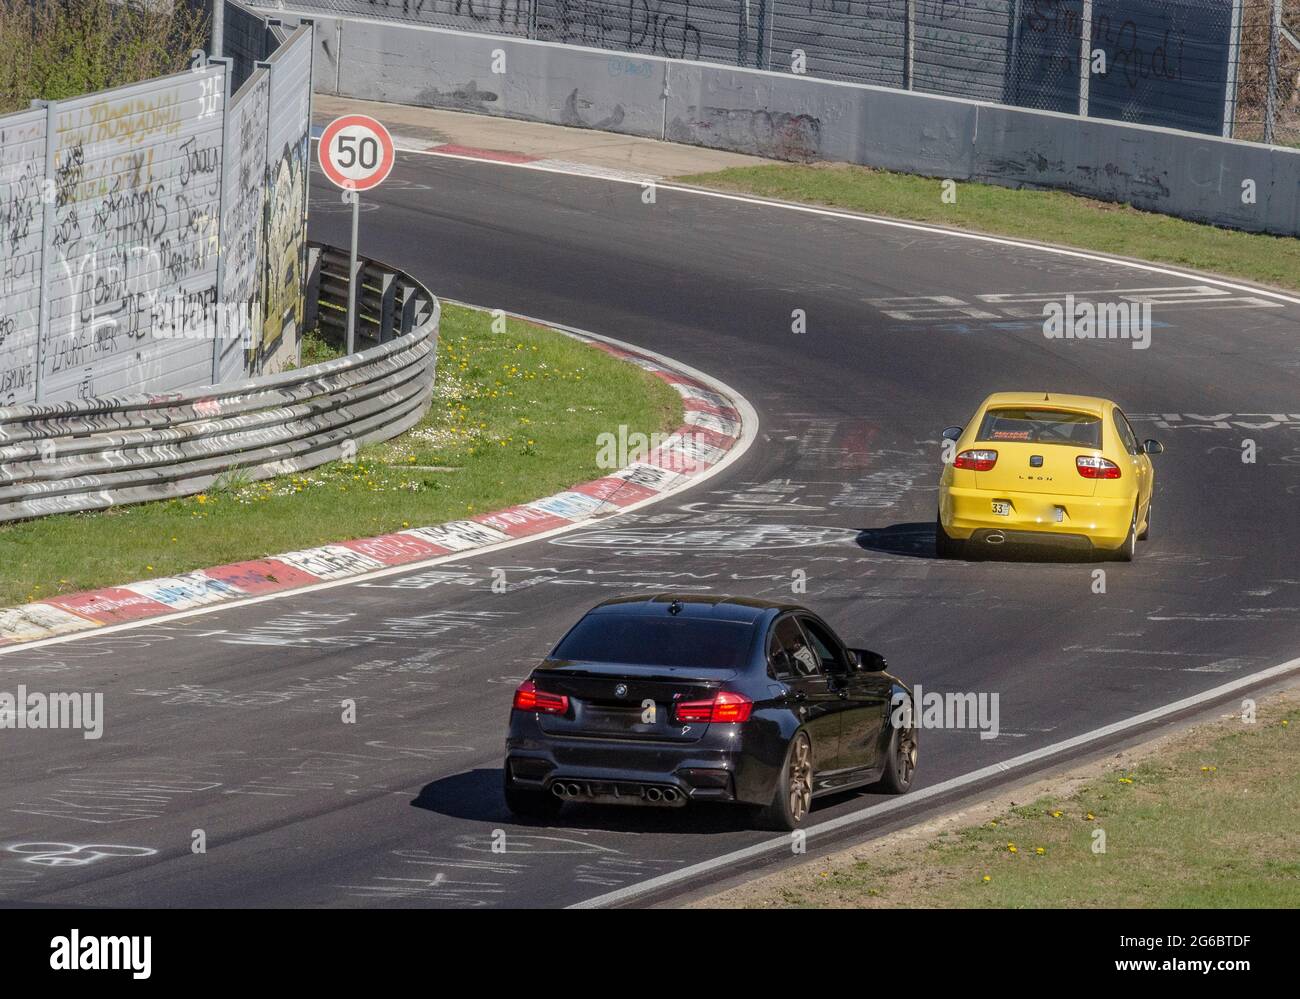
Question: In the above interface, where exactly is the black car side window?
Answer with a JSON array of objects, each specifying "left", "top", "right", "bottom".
[
  {"left": 770, "top": 616, "right": 821, "bottom": 680},
  {"left": 798, "top": 617, "right": 848, "bottom": 676}
]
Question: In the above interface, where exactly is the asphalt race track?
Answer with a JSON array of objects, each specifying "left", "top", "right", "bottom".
[{"left": 2, "top": 151, "right": 1297, "bottom": 908}]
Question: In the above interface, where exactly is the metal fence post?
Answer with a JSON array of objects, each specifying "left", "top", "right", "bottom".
[
  {"left": 1008, "top": 0, "right": 1023, "bottom": 104},
  {"left": 905, "top": 0, "right": 915, "bottom": 90},
  {"left": 212, "top": 0, "right": 225, "bottom": 60},
  {"left": 1078, "top": 0, "right": 1093, "bottom": 117},
  {"left": 1223, "top": 0, "right": 1244, "bottom": 138},
  {"left": 1265, "top": 0, "right": 1281, "bottom": 144},
  {"left": 766, "top": 0, "right": 775, "bottom": 71}
]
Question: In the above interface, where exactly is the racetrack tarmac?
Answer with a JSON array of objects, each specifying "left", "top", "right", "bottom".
[{"left": 1, "top": 151, "right": 1296, "bottom": 908}]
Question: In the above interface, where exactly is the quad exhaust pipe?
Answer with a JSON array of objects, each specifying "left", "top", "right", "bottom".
[{"left": 549, "top": 781, "right": 681, "bottom": 803}]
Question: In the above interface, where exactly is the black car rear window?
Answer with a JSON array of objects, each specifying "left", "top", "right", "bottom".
[
  {"left": 553, "top": 615, "right": 753, "bottom": 669},
  {"left": 977, "top": 408, "right": 1101, "bottom": 448}
]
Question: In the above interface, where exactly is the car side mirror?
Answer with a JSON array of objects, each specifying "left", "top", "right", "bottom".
[
  {"left": 1142, "top": 439, "right": 1164, "bottom": 455},
  {"left": 941, "top": 426, "right": 964, "bottom": 441},
  {"left": 849, "top": 648, "right": 887, "bottom": 671}
]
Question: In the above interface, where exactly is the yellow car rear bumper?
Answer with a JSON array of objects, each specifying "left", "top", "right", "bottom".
[{"left": 942, "top": 486, "right": 1135, "bottom": 550}]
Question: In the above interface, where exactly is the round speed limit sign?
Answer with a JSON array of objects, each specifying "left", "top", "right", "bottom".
[{"left": 318, "top": 114, "right": 395, "bottom": 191}]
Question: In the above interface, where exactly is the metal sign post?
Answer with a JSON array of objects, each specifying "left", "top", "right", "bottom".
[
  {"left": 317, "top": 114, "right": 396, "bottom": 353},
  {"left": 345, "top": 188, "right": 360, "bottom": 354}
]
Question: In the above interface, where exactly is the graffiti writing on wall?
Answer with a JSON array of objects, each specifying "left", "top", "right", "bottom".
[
  {"left": 261, "top": 138, "right": 308, "bottom": 360},
  {"left": 364, "top": 0, "right": 531, "bottom": 30},
  {"left": 536, "top": 0, "right": 705, "bottom": 61},
  {"left": 222, "top": 71, "right": 271, "bottom": 376},
  {"left": 0, "top": 112, "right": 46, "bottom": 406},
  {"left": 41, "top": 72, "right": 224, "bottom": 401}
]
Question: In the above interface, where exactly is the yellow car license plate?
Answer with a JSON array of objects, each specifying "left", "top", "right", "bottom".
[{"left": 991, "top": 501, "right": 1011, "bottom": 516}]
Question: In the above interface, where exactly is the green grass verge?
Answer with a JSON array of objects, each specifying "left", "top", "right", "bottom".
[
  {"left": 726, "top": 695, "right": 1300, "bottom": 908},
  {"left": 676, "top": 163, "right": 1300, "bottom": 293},
  {"left": 0, "top": 305, "right": 682, "bottom": 606}
]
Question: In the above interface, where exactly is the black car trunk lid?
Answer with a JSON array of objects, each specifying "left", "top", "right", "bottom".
[{"left": 534, "top": 660, "right": 734, "bottom": 743}]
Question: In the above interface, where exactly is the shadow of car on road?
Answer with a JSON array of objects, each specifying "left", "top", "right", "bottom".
[
  {"left": 856, "top": 522, "right": 1099, "bottom": 564},
  {"left": 413, "top": 768, "right": 870, "bottom": 834}
]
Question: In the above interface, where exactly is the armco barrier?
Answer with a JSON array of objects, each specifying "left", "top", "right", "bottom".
[
  {"left": 260, "top": 11, "right": 1300, "bottom": 237},
  {"left": 0, "top": 244, "right": 438, "bottom": 523}
]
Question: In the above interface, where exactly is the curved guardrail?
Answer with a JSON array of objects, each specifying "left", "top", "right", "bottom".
[{"left": 0, "top": 244, "right": 439, "bottom": 523}]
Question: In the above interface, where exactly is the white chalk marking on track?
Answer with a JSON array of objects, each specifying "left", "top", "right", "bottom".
[
  {"left": 324, "top": 135, "right": 1300, "bottom": 309},
  {"left": 0, "top": 318, "right": 759, "bottom": 657},
  {"left": 570, "top": 655, "right": 1300, "bottom": 908}
]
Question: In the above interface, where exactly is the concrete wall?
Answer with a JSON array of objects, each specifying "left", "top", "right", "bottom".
[
  {"left": 266, "top": 12, "right": 1300, "bottom": 237},
  {"left": 269, "top": 0, "right": 1239, "bottom": 135}
]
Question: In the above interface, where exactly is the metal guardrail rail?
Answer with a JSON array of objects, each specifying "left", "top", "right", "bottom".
[{"left": 0, "top": 244, "right": 438, "bottom": 523}]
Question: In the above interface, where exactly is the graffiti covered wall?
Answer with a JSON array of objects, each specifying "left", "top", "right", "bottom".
[
  {"left": 0, "top": 9, "right": 313, "bottom": 409},
  {"left": 269, "top": 0, "right": 1241, "bottom": 135},
  {"left": 258, "top": 25, "right": 314, "bottom": 375},
  {"left": 0, "top": 109, "right": 46, "bottom": 407},
  {"left": 216, "top": 67, "right": 271, "bottom": 385},
  {"left": 40, "top": 68, "right": 228, "bottom": 403}
]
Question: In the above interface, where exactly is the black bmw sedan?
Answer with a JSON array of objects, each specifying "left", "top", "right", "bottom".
[{"left": 503, "top": 594, "right": 917, "bottom": 830}]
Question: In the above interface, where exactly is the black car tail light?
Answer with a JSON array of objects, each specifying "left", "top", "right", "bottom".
[
  {"left": 673, "top": 691, "right": 753, "bottom": 724},
  {"left": 513, "top": 680, "right": 569, "bottom": 715}
]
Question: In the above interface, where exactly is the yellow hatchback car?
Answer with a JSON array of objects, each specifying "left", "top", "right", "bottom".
[{"left": 936, "top": 393, "right": 1163, "bottom": 561}]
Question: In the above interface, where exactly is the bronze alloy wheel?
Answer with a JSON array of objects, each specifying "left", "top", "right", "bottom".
[{"left": 787, "top": 733, "right": 813, "bottom": 822}]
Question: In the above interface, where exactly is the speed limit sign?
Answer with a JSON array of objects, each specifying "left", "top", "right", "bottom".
[
  {"left": 318, "top": 114, "right": 394, "bottom": 191},
  {"left": 317, "top": 114, "right": 395, "bottom": 354}
]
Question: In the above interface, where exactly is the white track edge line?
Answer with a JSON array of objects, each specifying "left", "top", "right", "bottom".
[
  {"left": 569, "top": 654, "right": 1300, "bottom": 908},
  {"left": 0, "top": 313, "right": 758, "bottom": 656}
]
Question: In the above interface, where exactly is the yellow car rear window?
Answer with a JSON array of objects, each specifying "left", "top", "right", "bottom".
[{"left": 977, "top": 408, "right": 1102, "bottom": 448}]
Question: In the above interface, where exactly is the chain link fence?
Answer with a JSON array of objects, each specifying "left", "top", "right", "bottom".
[
  {"left": 1235, "top": 0, "right": 1300, "bottom": 143},
  {"left": 263, "top": 0, "right": 1298, "bottom": 143}
]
